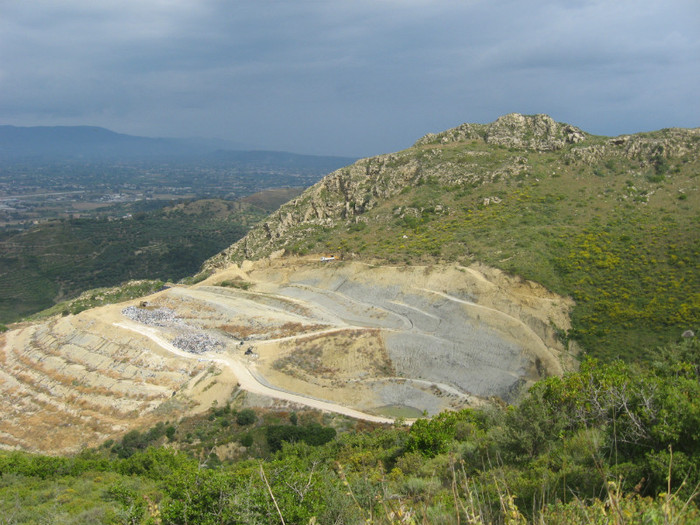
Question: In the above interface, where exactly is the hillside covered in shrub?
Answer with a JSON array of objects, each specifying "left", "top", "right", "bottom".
[{"left": 0, "top": 194, "right": 299, "bottom": 324}]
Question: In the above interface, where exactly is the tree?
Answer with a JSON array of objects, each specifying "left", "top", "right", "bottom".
[{"left": 236, "top": 408, "right": 257, "bottom": 426}]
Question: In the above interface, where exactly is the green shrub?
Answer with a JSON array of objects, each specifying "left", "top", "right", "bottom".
[
  {"left": 217, "top": 278, "right": 252, "bottom": 290},
  {"left": 406, "top": 409, "right": 485, "bottom": 457},
  {"left": 265, "top": 423, "right": 336, "bottom": 452},
  {"left": 236, "top": 409, "right": 257, "bottom": 426}
]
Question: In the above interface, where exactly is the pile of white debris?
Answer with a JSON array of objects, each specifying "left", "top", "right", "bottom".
[
  {"left": 121, "top": 306, "right": 185, "bottom": 328},
  {"left": 172, "top": 333, "right": 225, "bottom": 355},
  {"left": 121, "top": 306, "right": 224, "bottom": 354}
]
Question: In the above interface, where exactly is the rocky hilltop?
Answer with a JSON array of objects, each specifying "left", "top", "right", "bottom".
[
  {"left": 414, "top": 113, "right": 587, "bottom": 151},
  {"left": 206, "top": 114, "right": 698, "bottom": 360},
  {"left": 207, "top": 113, "right": 698, "bottom": 266}
]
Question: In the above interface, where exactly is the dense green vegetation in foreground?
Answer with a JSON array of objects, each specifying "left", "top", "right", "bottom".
[
  {"left": 0, "top": 197, "right": 290, "bottom": 324},
  {"left": 284, "top": 133, "right": 699, "bottom": 361},
  {"left": 1, "top": 339, "right": 698, "bottom": 524}
]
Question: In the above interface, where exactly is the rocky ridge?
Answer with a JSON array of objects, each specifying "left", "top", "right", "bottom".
[{"left": 206, "top": 113, "right": 699, "bottom": 266}]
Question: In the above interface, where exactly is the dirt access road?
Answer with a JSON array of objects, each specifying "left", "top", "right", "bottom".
[{"left": 115, "top": 320, "right": 395, "bottom": 424}]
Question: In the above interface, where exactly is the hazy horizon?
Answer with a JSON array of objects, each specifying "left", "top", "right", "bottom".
[{"left": 1, "top": 1, "right": 698, "bottom": 157}]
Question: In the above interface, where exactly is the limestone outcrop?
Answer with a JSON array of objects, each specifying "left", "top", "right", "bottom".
[
  {"left": 206, "top": 113, "right": 698, "bottom": 266},
  {"left": 414, "top": 113, "right": 587, "bottom": 151}
]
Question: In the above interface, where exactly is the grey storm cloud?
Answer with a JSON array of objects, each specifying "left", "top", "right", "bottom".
[{"left": 1, "top": 0, "right": 698, "bottom": 156}]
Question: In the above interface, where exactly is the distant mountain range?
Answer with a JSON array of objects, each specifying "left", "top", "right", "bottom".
[{"left": 0, "top": 125, "right": 355, "bottom": 168}]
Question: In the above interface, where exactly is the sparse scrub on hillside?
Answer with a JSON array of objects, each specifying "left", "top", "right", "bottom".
[
  {"left": 31, "top": 280, "right": 165, "bottom": 320},
  {"left": 273, "top": 329, "right": 393, "bottom": 380},
  {"left": 218, "top": 323, "right": 260, "bottom": 339},
  {"left": 273, "top": 344, "right": 335, "bottom": 378},
  {"left": 182, "top": 269, "right": 212, "bottom": 284},
  {"left": 218, "top": 321, "right": 327, "bottom": 340}
]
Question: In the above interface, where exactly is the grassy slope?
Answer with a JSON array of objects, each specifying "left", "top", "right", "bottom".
[
  {"left": 283, "top": 133, "right": 699, "bottom": 361},
  {"left": 0, "top": 195, "right": 298, "bottom": 324}
]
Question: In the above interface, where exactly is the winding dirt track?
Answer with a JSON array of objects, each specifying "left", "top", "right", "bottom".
[{"left": 115, "top": 321, "right": 395, "bottom": 425}]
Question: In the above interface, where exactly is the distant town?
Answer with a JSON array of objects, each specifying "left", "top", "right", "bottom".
[{"left": 0, "top": 159, "right": 333, "bottom": 228}]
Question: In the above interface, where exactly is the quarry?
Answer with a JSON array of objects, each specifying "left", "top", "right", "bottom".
[{"left": 0, "top": 254, "right": 574, "bottom": 454}]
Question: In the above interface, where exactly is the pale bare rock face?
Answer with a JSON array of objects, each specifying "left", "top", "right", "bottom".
[{"left": 0, "top": 256, "right": 573, "bottom": 453}]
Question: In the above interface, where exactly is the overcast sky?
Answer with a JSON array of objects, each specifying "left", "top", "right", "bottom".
[{"left": 1, "top": 1, "right": 698, "bottom": 157}]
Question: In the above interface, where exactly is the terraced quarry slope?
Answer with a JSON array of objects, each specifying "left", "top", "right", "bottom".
[
  {"left": 0, "top": 256, "right": 572, "bottom": 453},
  {"left": 0, "top": 311, "right": 212, "bottom": 453}
]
